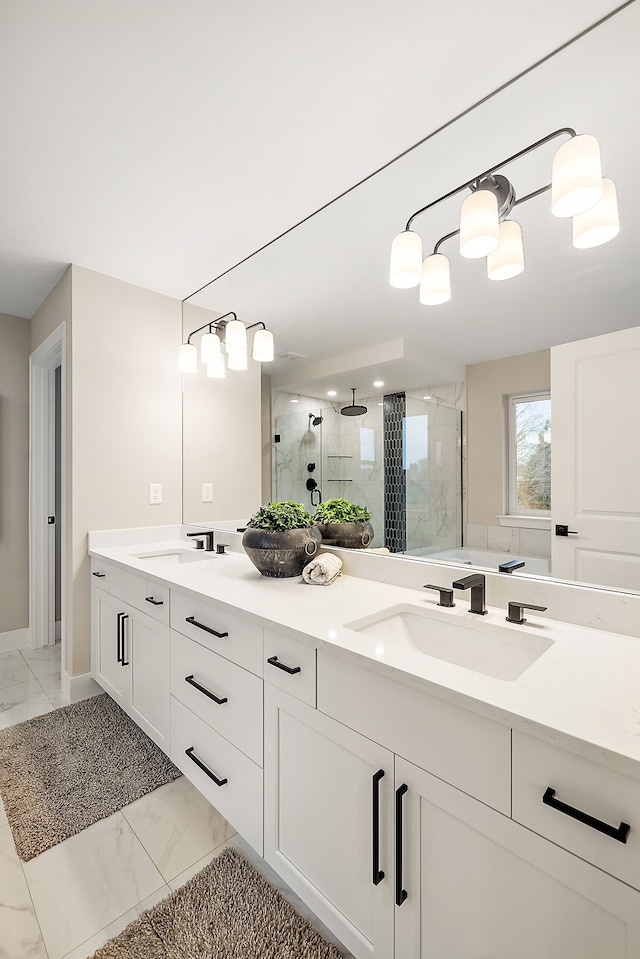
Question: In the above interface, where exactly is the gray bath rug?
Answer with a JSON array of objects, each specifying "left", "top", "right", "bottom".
[
  {"left": 92, "top": 846, "right": 344, "bottom": 958},
  {"left": 0, "top": 693, "right": 181, "bottom": 861}
]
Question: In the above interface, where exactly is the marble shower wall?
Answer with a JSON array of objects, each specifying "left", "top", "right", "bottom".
[{"left": 272, "top": 384, "right": 463, "bottom": 553}]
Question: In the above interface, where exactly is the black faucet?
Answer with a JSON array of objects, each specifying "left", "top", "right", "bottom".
[
  {"left": 498, "top": 559, "right": 525, "bottom": 574},
  {"left": 186, "top": 530, "right": 215, "bottom": 551},
  {"left": 452, "top": 573, "right": 487, "bottom": 615}
]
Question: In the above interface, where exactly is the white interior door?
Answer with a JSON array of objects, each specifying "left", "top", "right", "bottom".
[{"left": 551, "top": 325, "right": 640, "bottom": 589}]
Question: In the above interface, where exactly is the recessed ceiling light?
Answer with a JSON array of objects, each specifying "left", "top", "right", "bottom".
[
  {"left": 290, "top": 396, "right": 299, "bottom": 403},
  {"left": 327, "top": 390, "right": 337, "bottom": 397},
  {"left": 373, "top": 380, "right": 384, "bottom": 388},
  {"left": 378, "top": 402, "right": 384, "bottom": 406},
  {"left": 423, "top": 395, "right": 432, "bottom": 400}
]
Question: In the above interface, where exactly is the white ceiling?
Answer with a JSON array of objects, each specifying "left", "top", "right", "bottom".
[{"left": 0, "top": 0, "right": 626, "bottom": 321}]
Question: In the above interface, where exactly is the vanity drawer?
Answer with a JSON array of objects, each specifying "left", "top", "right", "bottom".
[
  {"left": 171, "top": 630, "right": 263, "bottom": 766},
  {"left": 109, "top": 566, "right": 169, "bottom": 624},
  {"left": 91, "top": 560, "right": 112, "bottom": 591},
  {"left": 171, "top": 590, "right": 263, "bottom": 676},
  {"left": 263, "top": 628, "right": 316, "bottom": 706},
  {"left": 512, "top": 732, "right": 640, "bottom": 890},
  {"left": 171, "top": 696, "right": 263, "bottom": 855},
  {"left": 317, "top": 650, "right": 511, "bottom": 814}
]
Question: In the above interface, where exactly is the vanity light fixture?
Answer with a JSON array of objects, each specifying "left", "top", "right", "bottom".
[
  {"left": 179, "top": 310, "right": 275, "bottom": 374},
  {"left": 389, "top": 128, "right": 619, "bottom": 304}
]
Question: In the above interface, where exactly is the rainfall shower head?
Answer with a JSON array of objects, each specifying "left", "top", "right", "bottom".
[
  {"left": 341, "top": 388, "right": 368, "bottom": 417},
  {"left": 308, "top": 413, "right": 323, "bottom": 426}
]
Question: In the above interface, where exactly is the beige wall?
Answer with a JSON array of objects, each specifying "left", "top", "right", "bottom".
[
  {"left": 466, "top": 349, "right": 550, "bottom": 526},
  {"left": 261, "top": 373, "right": 272, "bottom": 505},
  {"left": 70, "top": 266, "right": 183, "bottom": 674},
  {"left": 0, "top": 313, "right": 30, "bottom": 632},
  {"left": 182, "top": 303, "right": 262, "bottom": 525},
  {"left": 31, "top": 267, "right": 72, "bottom": 354}
]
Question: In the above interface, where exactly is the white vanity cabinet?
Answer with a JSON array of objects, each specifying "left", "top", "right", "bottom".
[{"left": 90, "top": 562, "right": 170, "bottom": 750}]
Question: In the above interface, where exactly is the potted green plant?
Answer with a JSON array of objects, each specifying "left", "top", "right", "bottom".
[
  {"left": 242, "top": 501, "right": 322, "bottom": 578},
  {"left": 313, "top": 498, "right": 374, "bottom": 549}
]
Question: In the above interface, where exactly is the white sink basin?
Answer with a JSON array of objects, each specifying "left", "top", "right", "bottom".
[
  {"left": 132, "top": 548, "right": 213, "bottom": 565},
  {"left": 345, "top": 604, "right": 553, "bottom": 681}
]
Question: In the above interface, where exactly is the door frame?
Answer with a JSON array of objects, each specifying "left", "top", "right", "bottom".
[{"left": 29, "top": 323, "right": 67, "bottom": 653}]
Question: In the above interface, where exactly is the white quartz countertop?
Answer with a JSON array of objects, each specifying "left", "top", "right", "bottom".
[{"left": 89, "top": 538, "right": 640, "bottom": 777}]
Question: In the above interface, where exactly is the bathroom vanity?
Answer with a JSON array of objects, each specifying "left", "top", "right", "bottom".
[{"left": 89, "top": 528, "right": 640, "bottom": 959}]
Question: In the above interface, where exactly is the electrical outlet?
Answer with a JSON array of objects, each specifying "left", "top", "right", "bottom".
[
  {"left": 149, "top": 483, "right": 162, "bottom": 505},
  {"left": 202, "top": 482, "right": 213, "bottom": 503}
]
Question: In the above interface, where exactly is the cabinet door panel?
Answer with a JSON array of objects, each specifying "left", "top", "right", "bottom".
[
  {"left": 93, "top": 590, "right": 128, "bottom": 705},
  {"left": 265, "top": 685, "right": 394, "bottom": 959},
  {"left": 396, "top": 757, "right": 640, "bottom": 959},
  {"left": 130, "top": 613, "right": 170, "bottom": 749}
]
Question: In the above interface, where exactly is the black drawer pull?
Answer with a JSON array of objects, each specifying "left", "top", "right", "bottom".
[
  {"left": 185, "top": 746, "right": 227, "bottom": 786},
  {"left": 266, "top": 655, "right": 301, "bottom": 675},
  {"left": 184, "top": 674, "right": 228, "bottom": 705},
  {"left": 372, "top": 769, "right": 385, "bottom": 885},
  {"left": 145, "top": 596, "right": 163, "bottom": 606},
  {"left": 116, "top": 612, "right": 124, "bottom": 664},
  {"left": 395, "top": 783, "right": 408, "bottom": 906},
  {"left": 120, "top": 613, "right": 129, "bottom": 666},
  {"left": 185, "top": 615, "right": 228, "bottom": 638},
  {"left": 542, "top": 787, "right": 630, "bottom": 844},
  {"left": 92, "top": 571, "right": 106, "bottom": 578}
]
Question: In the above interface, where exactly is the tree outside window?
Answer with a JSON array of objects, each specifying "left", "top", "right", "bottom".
[{"left": 508, "top": 393, "right": 551, "bottom": 514}]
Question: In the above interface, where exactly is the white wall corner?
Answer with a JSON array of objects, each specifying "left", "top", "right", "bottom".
[{"left": 63, "top": 670, "right": 103, "bottom": 704}]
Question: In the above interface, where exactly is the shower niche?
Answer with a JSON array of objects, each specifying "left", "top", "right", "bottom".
[{"left": 272, "top": 388, "right": 462, "bottom": 555}]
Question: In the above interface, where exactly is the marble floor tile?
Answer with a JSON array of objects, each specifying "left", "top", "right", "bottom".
[
  {"left": 0, "top": 676, "right": 52, "bottom": 709},
  {"left": 0, "top": 825, "right": 48, "bottom": 959},
  {"left": 0, "top": 699, "right": 54, "bottom": 731},
  {"left": 23, "top": 810, "right": 165, "bottom": 959},
  {"left": 121, "top": 775, "right": 236, "bottom": 883},
  {"left": 34, "top": 670, "right": 68, "bottom": 707},
  {"left": 0, "top": 654, "right": 33, "bottom": 690},
  {"left": 167, "top": 836, "right": 235, "bottom": 891},
  {"left": 21, "top": 646, "right": 62, "bottom": 680},
  {"left": 0, "top": 797, "right": 8, "bottom": 828},
  {"left": 60, "top": 885, "right": 171, "bottom": 959}
]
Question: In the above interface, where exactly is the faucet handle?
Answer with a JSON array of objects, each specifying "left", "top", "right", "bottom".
[
  {"left": 498, "top": 559, "right": 525, "bottom": 573},
  {"left": 506, "top": 601, "right": 548, "bottom": 625},
  {"left": 423, "top": 584, "right": 455, "bottom": 608}
]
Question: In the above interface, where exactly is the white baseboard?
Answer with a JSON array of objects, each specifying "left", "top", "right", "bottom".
[
  {"left": 62, "top": 670, "right": 103, "bottom": 704},
  {"left": 0, "top": 627, "right": 31, "bottom": 652}
]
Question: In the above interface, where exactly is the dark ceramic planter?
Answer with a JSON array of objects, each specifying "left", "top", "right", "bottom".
[
  {"left": 242, "top": 526, "right": 322, "bottom": 578},
  {"left": 316, "top": 520, "right": 374, "bottom": 549}
]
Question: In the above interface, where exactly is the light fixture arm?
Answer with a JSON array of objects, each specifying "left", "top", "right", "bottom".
[
  {"left": 405, "top": 127, "right": 576, "bottom": 232},
  {"left": 185, "top": 311, "right": 238, "bottom": 345}
]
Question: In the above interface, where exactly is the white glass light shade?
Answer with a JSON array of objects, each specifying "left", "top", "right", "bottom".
[
  {"left": 487, "top": 221, "right": 525, "bottom": 281},
  {"left": 206, "top": 353, "right": 226, "bottom": 378},
  {"left": 459, "top": 190, "right": 500, "bottom": 258},
  {"left": 389, "top": 230, "right": 422, "bottom": 288},
  {"left": 224, "top": 319, "right": 247, "bottom": 353},
  {"left": 572, "top": 178, "right": 619, "bottom": 249},
  {"left": 551, "top": 134, "right": 603, "bottom": 218},
  {"left": 252, "top": 328, "right": 274, "bottom": 362},
  {"left": 227, "top": 349, "right": 248, "bottom": 371},
  {"left": 200, "top": 331, "right": 221, "bottom": 363},
  {"left": 419, "top": 254, "right": 451, "bottom": 305},
  {"left": 178, "top": 343, "right": 198, "bottom": 373}
]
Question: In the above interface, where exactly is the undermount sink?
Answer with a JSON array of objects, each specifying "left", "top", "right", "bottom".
[
  {"left": 132, "top": 548, "right": 213, "bottom": 565},
  {"left": 345, "top": 604, "right": 553, "bottom": 681}
]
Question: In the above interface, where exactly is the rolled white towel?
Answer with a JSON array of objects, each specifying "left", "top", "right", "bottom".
[{"left": 302, "top": 552, "right": 343, "bottom": 585}]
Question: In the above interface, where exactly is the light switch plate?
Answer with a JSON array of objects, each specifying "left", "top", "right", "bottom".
[
  {"left": 149, "top": 483, "right": 162, "bottom": 505},
  {"left": 202, "top": 482, "right": 213, "bottom": 503}
]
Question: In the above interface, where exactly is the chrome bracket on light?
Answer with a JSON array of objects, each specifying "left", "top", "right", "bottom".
[{"left": 470, "top": 174, "right": 516, "bottom": 220}]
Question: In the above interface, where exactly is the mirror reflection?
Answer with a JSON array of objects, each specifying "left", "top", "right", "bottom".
[{"left": 184, "top": 4, "right": 640, "bottom": 593}]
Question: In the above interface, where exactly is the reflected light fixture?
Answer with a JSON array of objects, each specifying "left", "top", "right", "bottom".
[
  {"left": 179, "top": 310, "right": 275, "bottom": 375},
  {"left": 390, "top": 127, "right": 618, "bottom": 306}
]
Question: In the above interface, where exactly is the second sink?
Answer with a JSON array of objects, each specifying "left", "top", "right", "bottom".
[{"left": 345, "top": 603, "right": 553, "bottom": 681}]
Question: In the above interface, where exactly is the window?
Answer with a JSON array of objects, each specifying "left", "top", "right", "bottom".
[{"left": 507, "top": 392, "right": 551, "bottom": 515}]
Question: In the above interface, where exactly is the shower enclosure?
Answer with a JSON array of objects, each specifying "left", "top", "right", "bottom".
[{"left": 272, "top": 392, "right": 462, "bottom": 554}]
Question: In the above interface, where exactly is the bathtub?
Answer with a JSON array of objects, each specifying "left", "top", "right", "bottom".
[{"left": 416, "top": 546, "right": 551, "bottom": 577}]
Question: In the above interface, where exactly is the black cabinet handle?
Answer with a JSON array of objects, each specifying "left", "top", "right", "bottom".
[
  {"left": 116, "top": 612, "right": 124, "bottom": 664},
  {"left": 395, "top": 783, "right": 408, "bottom": 906},
  {"left": 92, "top": 571, "right": 106, "bottom": 578},
  {"left": 184, "top": 674, "right": 228, "bottom": 705},
  {"left": 185, "top": 747, "right": 227, "bottom": 786},
  {"left": 543, "top": 787, "right": 630, "bottom": 844},
  {"left": 145, "top": 596, "right": 163, "bottom": 606},
  {"left": 372, "top": 769, "right": 385, "bottom": 885},
  {"left": 185, "top": 615, "right": 228, "bottom": 638},
  {"left": 120, "top": 613, "right": 129, "bottom": 666},
  {"left": 266, "top": 655, "right": 301, "bottom": 675}
]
